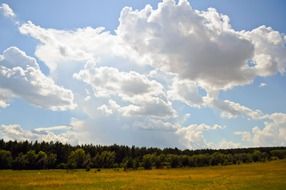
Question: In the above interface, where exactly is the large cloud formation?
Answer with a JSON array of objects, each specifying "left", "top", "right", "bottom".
[
  {"left": 117, "top": 0, "right": 286, "bottom": 92},
  {"left": 0, "top": 47, "right": 76, "bottom": 110},
  {"left": 1, "top": 0, "right": 286, "bottom": 148}
]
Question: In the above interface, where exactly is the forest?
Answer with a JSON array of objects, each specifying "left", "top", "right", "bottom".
[{"left": 0, "top": 139, "right": 286, "bottom": 170}]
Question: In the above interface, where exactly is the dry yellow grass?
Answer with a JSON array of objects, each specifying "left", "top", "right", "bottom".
[{"left": 0, "top": 160, "right": 285, "bottom": 190}]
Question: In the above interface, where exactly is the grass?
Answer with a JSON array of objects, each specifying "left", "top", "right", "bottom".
[{"left": 0, "top": 160, "right": 285, "bottom": 190}]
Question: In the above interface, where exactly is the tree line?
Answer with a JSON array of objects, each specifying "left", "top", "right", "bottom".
[{"left": 0, "top": 139, "right": 285, "bottom": 170}]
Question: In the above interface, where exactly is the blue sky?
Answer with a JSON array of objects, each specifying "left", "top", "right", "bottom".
[{"left": 0, "top": 0, "right": 286, "bottom": 149}]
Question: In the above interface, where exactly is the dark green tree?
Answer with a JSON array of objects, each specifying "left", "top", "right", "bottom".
[
  {"left": 168, "top": 154, "right": 181, "bottom": 168},
  {"left": 84, "top": 153, "right": 91, "bottom": 171},
  {"left": 0, "top": 149, "right": 12, "bottom": 169},
  {"left": 36, "top": 151, "right": 48, "bottom": 169},
  {"left": 142, "top": 154, "right": 153, "bottom": 169},
  {"left": 93, "top": 151, "right": 116, "bottom": 168},
  {"left": 67, "top": 148, "right": 86, "bottom": 169},
  {"left": 12, "top": 153, "right": 28, "bottom": 170},
  {"left": 252, "top": 150, "right": 262, "bottom": 162},
  {"left": 26, "top": 150, "right": 37, "bottom": 169},
  {"left": 154, "top": 154, "right": 164, "bottom": 169},
  {"left": 46, "top": 153, "right": 57, "bottom": 168},
  {"left": 210, "top": 152, "right": 224, "bottom": 166},
  {"left": 270, "top": 149, "right": 286, "bottom": 159}
]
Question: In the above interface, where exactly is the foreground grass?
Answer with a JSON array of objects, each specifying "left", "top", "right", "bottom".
[{"left": 0, "top": 160, "right": 285, "bottom": 190}]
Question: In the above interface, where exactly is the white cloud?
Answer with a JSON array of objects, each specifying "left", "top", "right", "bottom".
[
  {"left": 19, "top": 21, "right": 144, "bottom": 73},
  {"left": 1, "top": 0, "right": 285, "bottom": 148},
  {"left": 211, "top": 140, "right": 241, "bottom": 149},
  {"left": 132, "top": 119, "right": 178, "bottom": 131},
  {"left": 96, "top": 104, "right": 113, "bottom": 116},
  {"left": 74, "top": 65, "right": 176, "bottom": 119},
  {"left": 117, "top": 0, "right": 286, "bottom": 93},
  {"left": 212, "top": 99, "right": 265, "bottom": 120},
  {"left": 251, "top": 123, "right": 286, "bottom": 147},
  {"left": 19, "top": 1, "right": 286, "bottom": 94},
  {"left": 176, "top": 124, "right": 223, "bottom": 149},
  {"left": 0, "top": 119, "right": 85, "bottom": 145},
  {"left": 168, "top": 79, "right": 204, "bottom": 108},
  {"left": 236, "top": 113, "right": 286, "bottom": 146},
  {"left": 234, "top": 131, "right": 252, "bottom": 142},
  {"left": 0, "top": 124, "right": 31, "bottom": 141},
  {"left": 74, "top": 66, "right": 164, "bottom": 101},
  {"left": 0, "top": 89, "right": 11, "bottom": 108},
  {"left": 117, "top": 0, "right": 255, "bottom": 91},
  {"left": 33, "top": 125, "right": 72, "bottom": 132},
  {"left": 268, "top": 112, "right": 286, "bottom": 124},
  {"left": 259, "top": 82, "right": 267, "bottom": 87},
  {"left": 243, "top": 26, "right": 286, "bottom": 77},
  {"left": 0, "top": 99, "right": 8, "bottom": 108},
  {"left": 0, "top": 3, "right": 15, "bottom": 18},
  {"left": 0, "top": 47, "right": 76, "bottom": 111},
  {"left": 120, "top": 97, "right": 175, "bottom": 118},
  {"left": 0, "top": 124, "right": 71, "bottom": 143}
]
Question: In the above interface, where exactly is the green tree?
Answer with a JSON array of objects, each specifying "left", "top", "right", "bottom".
[
  {"left": 142, "top": 154, "right": 153, "bottom": 169},
  {"left": 12, "top": 153, "right": 28, "bottom": 170},
  {"left": 154, "top": 154, "right": 164, "bottom": 169},
  {"left": 93, "top": 151, "right": 116, "bottom": 168},
  {"left": 47, "top": 153, "right": 57, "bottom": 169},
  {"left": 270, "top": 149, "right": 286, "bottom": 159},
  {"left": 36, "top": 151, "right": 48, "bottom": 169},
  {"left": 84, "top": 153, "right": 91, "bottom": 171},
  {"left": 191, "top": 154, "right": 210, "bottom": 167},
  {"left": 181, "top": 155, "right": 189, "bottom": 167},
  {"left": 168, "top": 154, "right": 181, "bottom": 168},
  {"left": 68, "top": 148, "right": 86, "bottom": 169},
  {"left": 0, "top": 149, "right": 12, "bottom": 169},
  {"left": 252, "top": 150, "right": 262, "bottom": 162},
  {"left": 26, "top": 150, "right": 37, "bottom": 169},
  {"left": 210, "top": 152, "right": 224, "bottom": 166},
  {"left": 122, "top": 157, "right": 134, "bottom": 170}
]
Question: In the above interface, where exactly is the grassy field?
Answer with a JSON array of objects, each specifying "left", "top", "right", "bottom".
[{"left": 0, "top": 160, "right": 285, "bottom": 190}]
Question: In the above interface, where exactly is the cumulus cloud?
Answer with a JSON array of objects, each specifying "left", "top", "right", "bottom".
[
  {"left": 176, "top": 124, "right": 223, "bottom": 149},
  {"left": 212, "top": 99, "right": 265, "bottom": 120},
  {"left": 168, "top": 79, "right": 204, "bottom": 108},
  {"left": 117, "top": 0, "right": 253, "bottom": 91},
  {"left": 74, "top": 66, "right": 164, "bottom": 101},
  {"left": 251, "top": 123, "right": 286, "bottom": 147},
  {"left": 0, "top": 47, "right": 76, "bottom": 110},
  {"left": 121, "top": 98, "right": 175, "bottom": 118},
  {"left": 1, "top": 0, "right": 285, "bottom": 148},
  {"left": 243, "top": 26, "right": 286, "bottom": 77},
  {"left": 0, "top": 89, "right": 11, "bottom": 108},
  {"left": 0, "top": 119, "right": 84, "bottom": 144},
  {"left": 0, "top": 99, "right": 8, "bottom": 108},
  {"left": 234, "top": 131, "right": 252, "bottom": 142},
  {"left": 19, "top": 21, "right": 144, "bottom": 73},
  {"left": 0, "top": 3, "right": 15, "bottom": 18},
  {"left": 235, "top": 113, "right": 286, "bottom": 146},
  {"left": 268, "top": 112, "right": 286, "bottom": 124},
  {"left": 117, "top": 0, "right": 286, "bottom": 93},
  {"left": 0, "top": 124, "right": 72, "bottom": 143},
  {"left": 74, "top": 65, "right": 176, "bottom": 118}
]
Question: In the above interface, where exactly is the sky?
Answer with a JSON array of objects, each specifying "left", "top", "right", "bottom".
[{"left": 0, "top": 0, "right": 286, "bottom": 149}]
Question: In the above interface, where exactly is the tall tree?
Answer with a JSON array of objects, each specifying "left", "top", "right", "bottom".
[{"left": 0, "top": 149, "right": 12, "bottom": 169}]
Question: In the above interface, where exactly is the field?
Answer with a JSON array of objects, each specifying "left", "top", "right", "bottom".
[{"left": 0, "top": 160, "right": 285, "bottom": 190}]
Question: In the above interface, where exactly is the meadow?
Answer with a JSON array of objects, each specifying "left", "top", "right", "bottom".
[{"left": 0, "top": 160, "right": 285, "bottom": 190}]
